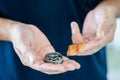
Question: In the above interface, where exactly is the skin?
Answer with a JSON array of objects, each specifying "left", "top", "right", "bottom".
[
  {"left": 0, "top": 0, "right": 120, "bottom": 74},
  {"left": 71, "top": 0, "right": 120, "bottom": 55},
  {"left": 0, "top": 18, "right": 80, "bottom": 74}
]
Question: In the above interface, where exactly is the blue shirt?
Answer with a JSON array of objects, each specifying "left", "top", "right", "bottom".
[{"left": 0, "top": 0, "right": 107, "bottom": 80}]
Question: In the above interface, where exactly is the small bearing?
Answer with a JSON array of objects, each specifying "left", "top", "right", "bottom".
[{"left": 45, "top": 52, "right": 63, "bottom": 64}]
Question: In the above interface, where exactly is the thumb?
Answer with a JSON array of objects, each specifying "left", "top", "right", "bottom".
[
  {"left": 70, "top": 21, "right": 84, "bottom": 44},
  {"left": 13, "top": 41, "right": 37, "bottom": 65}
]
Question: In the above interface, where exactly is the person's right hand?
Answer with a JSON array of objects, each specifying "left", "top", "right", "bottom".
[
  {"left": 9, "top": 22, "right": 80, "bottom": 74},
  {"left": 70, "top": 6, "right": 116, "bottom": 56}
]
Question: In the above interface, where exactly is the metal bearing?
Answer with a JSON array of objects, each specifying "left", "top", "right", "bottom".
[{"left": 45, "top": 52, "right": 63, "bottom": 64}]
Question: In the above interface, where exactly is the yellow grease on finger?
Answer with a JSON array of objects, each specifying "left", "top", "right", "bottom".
[{"left": 67, "top": 42, "right": 85, "bottom": 56}]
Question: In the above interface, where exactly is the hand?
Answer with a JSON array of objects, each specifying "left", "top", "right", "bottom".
[
  {"left": 9, "top": 23, "right": 80, "bottom": 74},
  {"left": 70, "top": 7, "right": 116, "bottom": 55}
]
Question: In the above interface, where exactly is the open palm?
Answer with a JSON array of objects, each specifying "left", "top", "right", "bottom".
[
  {"left": 71, "top": 7, "right": 116, "bottom": 55},
  {"left": 10, "top": 23, "right": 80, "bottom": 74}
]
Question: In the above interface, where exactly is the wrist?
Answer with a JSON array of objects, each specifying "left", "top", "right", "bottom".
[
  {"left": 0, "top": 18, "right": 12, "bottom": 41},
  {"left": 95, "top": 5, "right": 116, "bottom": 18},
  {"left": 0, "top": 18, "right": 22, "bottom": 41},
  {"left": 94, "top": 1, "right": 118, "bottom": 18}
]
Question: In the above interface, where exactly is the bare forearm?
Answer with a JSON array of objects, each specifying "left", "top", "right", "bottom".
[
  {"left": 0, "top": 18, "right": 21, "bottom": 41},
  {"left": 95, "top": 0, "right": 120, "bottom": 18},
  {"left": 0, "top": 18, "right": 12, "bottom": 41}
]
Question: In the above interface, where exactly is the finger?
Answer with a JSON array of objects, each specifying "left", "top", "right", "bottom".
[
  {"left": 82, "top": 11, "right": 97, "bottom": 40},
  {"left": 78, "top": 23, "right": 116, "bottom": 56},
  {"left": 97, "top": 24, "right": 106, "bottom": 39},
  {"left": 71, "top": 21, "right": 84, "bottom": 44},
  {"left": 31, "top": 56, "right": 66, "bottom": 74},
  {"left": 62, "top": 60, "right": 76, "bottom": 71},
  {"left": 96, "top": 22, "right": 115, "bottom": 39},
  {"left": 62, "top": 56, "right": 80, "bottom": 69},
  {"left": 31, "top": 55, "right": 80, "bottom": 74},
  {"left": 78, "top": 38, "right": 103, "bottom": 56},
  {"left": 62, "top": 56, "right": 69, "bottom": 61},
  {"left": 67, "top": 60, "right": 80, "bottom": 69},
  {"left": 33, "top": 62, "right": 66, "bottom": 74},
  {"left": 62, "top": 59, "right": 80, "bottom": 71},
  {"left": 29, "top": 57, "right": 64, "bottom": 74},
  {"left": 102, "top": 23, "right": 116, "bottom": 44},
  {"left": 41, "top": 71, "right": 66, "bottom": 75}
]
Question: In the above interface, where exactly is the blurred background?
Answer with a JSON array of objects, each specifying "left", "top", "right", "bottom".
[{"left": 107, "top": 18, "right": 120, "bottom": 80}]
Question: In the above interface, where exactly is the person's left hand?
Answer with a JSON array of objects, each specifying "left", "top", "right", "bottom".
[{"left": 70, "top": 7, "right": 116, "bottom": 55}]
